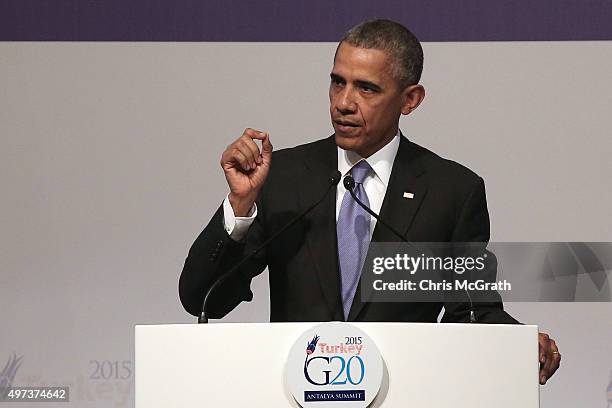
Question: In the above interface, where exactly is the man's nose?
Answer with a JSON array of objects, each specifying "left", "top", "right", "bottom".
[{"left": 336, "top": 87, "right": 357, "bottom": 114}]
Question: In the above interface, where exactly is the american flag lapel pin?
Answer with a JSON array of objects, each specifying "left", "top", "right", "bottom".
[{"left": 403, "top": 192, "right": 414, "bottom": 199}]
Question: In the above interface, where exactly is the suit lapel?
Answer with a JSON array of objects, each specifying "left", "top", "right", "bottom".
[
  {"left": 299, "top": 136, "right": 344, "bottom": 320},
  {"left": 347, "top": 135, "right": 429, "bottom": 321},
  {"left": 372, "top": 136, "right": 428, "bottom": 242}
]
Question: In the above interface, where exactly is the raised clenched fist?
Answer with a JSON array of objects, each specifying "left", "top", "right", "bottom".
[{"left": 220, "top": 128, "right": 273, "bottom": 216}]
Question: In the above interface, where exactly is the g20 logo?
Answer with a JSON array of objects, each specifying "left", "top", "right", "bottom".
[
  {"left": 286, "top": 323, "right": 383, "bottom": 407},
  {"left": 304, "top": 355, "right": 365, "bottom": 386}
]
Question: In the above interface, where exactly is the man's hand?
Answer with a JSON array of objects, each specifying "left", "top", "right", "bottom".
[
  {"left": 538, "top": 332, "right": 561, "bottom": 384},
  {"left": 220, "top": 128, "right": 273, "bottom": 216}
]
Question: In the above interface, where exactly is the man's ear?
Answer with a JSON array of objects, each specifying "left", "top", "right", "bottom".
[{"left": 400, "top": 84, "right": 426, "bottom": 115}]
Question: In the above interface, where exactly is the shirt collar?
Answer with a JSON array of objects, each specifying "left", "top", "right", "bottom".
[{"left": 337, "top": 129, "right": 401, "bottom": 187}]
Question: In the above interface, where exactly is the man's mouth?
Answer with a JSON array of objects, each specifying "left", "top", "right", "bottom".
[
  {"left": 334, "top": 120, "right": 361, "bottom": 134},
  {"left": 334, "top": 119, "right": 360, "bottom": 127}
]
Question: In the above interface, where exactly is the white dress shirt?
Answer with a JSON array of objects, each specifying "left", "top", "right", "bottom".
[
  {"left": 223, "top": 131, "right": 401, "bottom": 240},
  {"left": 335, "top": 131, "right": 400, "bottom": 236}
]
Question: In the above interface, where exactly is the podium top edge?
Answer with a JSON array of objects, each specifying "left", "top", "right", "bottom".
[{"left": 134, "top": 322, "right": 538, "bottom": 329}]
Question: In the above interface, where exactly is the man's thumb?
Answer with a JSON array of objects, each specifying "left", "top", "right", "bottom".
[{"left": 262, "top": 133, "right": 273, "bottom": 156}]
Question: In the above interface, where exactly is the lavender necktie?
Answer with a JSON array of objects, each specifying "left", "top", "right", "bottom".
[{"left": 337, "top": 160, "right": 373, "bottom": 320}]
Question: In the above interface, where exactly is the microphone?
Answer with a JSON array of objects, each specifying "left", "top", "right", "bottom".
[
  {"left": 465, "top": 287, "right": 478, "bottom": 323},
  {"left": 343, "top": 175, "right": 407, "bottom": 242},
  {"left": 343, "top": 174, "right": 478, "bottom": 323},
  {"left": 199, "top": 170, "right": 342, "bottom": 323}
]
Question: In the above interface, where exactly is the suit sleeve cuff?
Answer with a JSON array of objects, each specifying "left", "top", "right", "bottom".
[{"left": 222, "top": 194, "right": 257, "bottom": 241}]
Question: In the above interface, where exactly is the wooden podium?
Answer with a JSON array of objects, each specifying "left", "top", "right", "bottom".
[{"left": 135, "top": 323, "right": 539, "bottom": 407}]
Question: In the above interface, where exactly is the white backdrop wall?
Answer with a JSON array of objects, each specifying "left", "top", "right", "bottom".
[{"left": 1, "top": 42, "right": 611, "bottom": 407}]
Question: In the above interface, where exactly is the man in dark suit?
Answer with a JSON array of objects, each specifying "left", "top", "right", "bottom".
[{"left": 179, "top": 19, "right": 560, "bottom": 384}]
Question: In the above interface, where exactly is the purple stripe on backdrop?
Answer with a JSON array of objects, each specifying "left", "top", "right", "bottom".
[{"left": 1, "top": 0, "right": 612, "bottom": 41}]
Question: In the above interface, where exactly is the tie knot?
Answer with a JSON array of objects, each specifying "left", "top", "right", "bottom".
[{"left": 350, "top": 160, "right": 373, "bottom": 184}]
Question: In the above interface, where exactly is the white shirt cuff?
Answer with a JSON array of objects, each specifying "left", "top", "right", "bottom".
[{"left": 222, "top": 194, "right": 257, "bottom": 241}]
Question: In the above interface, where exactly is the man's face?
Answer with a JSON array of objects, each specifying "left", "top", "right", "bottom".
[{"left": 329, "top": 42, "right": 406, "bottom": 157}]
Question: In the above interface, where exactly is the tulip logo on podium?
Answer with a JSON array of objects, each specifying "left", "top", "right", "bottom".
[
  {"left": 286, "top": 323, "right": 383, "bottom": 407},
  {"left": 306, "top": 335, "right": 319, "bottom": 355}
]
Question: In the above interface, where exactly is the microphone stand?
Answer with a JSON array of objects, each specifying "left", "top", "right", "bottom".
[
  {"left": 199, "top": 170, "right": 342, "bottom": 323},
  {"left": 343, "top": 174, "right": 478, "bottom": 323}
]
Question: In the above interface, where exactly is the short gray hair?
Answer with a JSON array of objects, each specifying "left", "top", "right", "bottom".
[{"left": 339, "top": 19, "right": 424, "bottom": 89}]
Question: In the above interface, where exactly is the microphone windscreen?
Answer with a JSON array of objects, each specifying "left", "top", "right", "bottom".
[
  {"left": 329, "top": 170, "right": 342, "bottom": 186},
  {"left": 343, "top": 175, "right": 355, "bottom": 191}
]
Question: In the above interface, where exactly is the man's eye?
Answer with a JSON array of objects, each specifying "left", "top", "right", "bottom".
[
  {"left": 360, "top": 86, "right": 374, "bottom": 93},
  {"left": 331, "top": 78, "right": 344, "bottom": 86}
]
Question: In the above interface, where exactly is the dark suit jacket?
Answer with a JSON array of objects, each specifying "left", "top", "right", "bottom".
[{"left": 179, "top": 134, "right": 519, "bottom": 324}]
